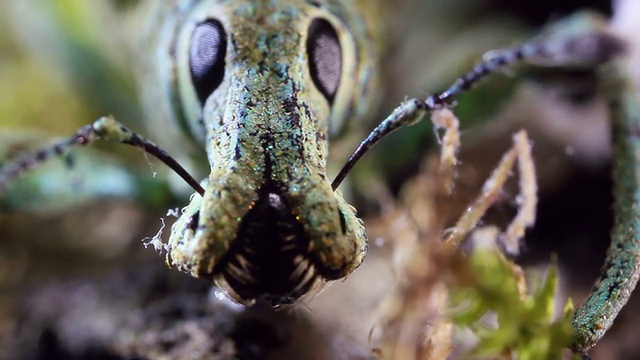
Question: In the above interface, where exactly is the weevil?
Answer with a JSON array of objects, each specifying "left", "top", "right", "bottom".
[
  {"left": 139, "top": 0, "right": 385, "bottom": 305},
  {"left": 0, "top": 0, "right": 531, "bottom": 307},
  {"left": 1, "top": 0, "right": 638, "bottom": 357},
  {"left": 4, "top": 0, "right": 383, "bottom": 306}
]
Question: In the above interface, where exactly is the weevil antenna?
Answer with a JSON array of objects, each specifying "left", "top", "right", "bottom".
[
  {"left": 331, "top": 41, "right": 551, "bottom": 190},
  {"left": 0, "top": 116, "right": 205, "bottom": 196}
]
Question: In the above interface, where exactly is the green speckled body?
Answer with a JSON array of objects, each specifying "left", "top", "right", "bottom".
[
  {"left": 136, "top": 0, "right": 382, "bottom": 304},
  {"left": 571, "top": 68, "right": 640, "bottom": 352}
]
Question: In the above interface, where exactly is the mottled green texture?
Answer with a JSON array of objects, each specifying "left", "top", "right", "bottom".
[
  {"left": 137, "top": 0, "right": 381, "bottom": 303},
  {"left": 571, "top": 69, "right": 640, "bottom": 352}
]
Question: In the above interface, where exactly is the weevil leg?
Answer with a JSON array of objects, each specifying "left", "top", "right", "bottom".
[{"left": 571, "top": 65, "right": 640, "bottom": 353}]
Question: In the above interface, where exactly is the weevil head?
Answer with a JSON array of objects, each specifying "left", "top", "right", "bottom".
[{"left": 142, "top": 0, "right": 382, "bottom": 305}]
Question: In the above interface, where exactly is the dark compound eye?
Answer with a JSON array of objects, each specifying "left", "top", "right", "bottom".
[
  {"left": 307, "top": 19, "right": 342, "bottom": 103},
  {"left": 190, "top": 19, "right": 227, "bottom": 104}
]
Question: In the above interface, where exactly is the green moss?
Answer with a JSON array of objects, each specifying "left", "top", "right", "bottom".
[{"left": 452, "top": 249, "right": 574, "bottom": 359}]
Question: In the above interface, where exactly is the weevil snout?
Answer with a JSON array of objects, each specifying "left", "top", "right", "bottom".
[
  {"left": 168, "top": 161, "right": 366, "bottom": 305},
  {"left": 204, "top": 181, "right": 324, "bottom": 305},
  {"left": 151, "top": 1, "right": 379, "bottom": 306}
]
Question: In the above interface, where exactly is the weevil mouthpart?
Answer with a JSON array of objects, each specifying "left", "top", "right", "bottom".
[{"left": 211, "top": 185, "right": 324, "bottom": 306}]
